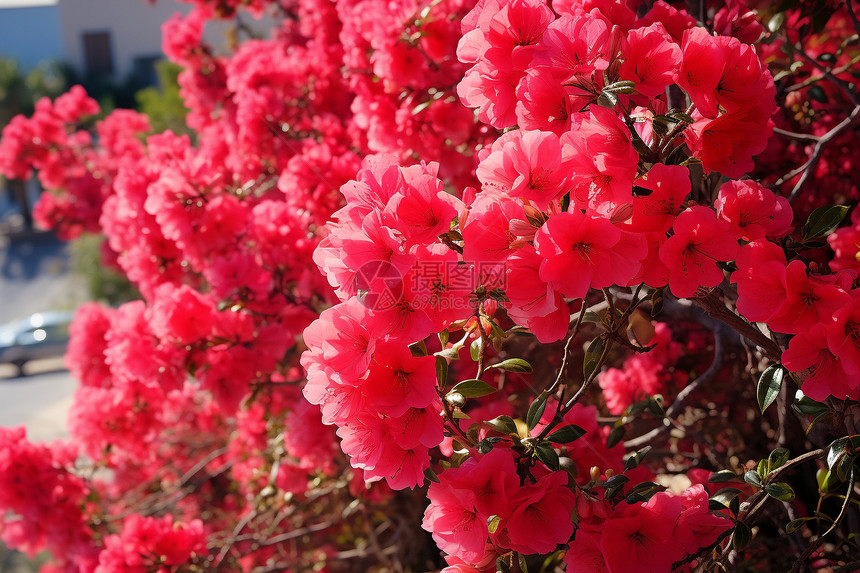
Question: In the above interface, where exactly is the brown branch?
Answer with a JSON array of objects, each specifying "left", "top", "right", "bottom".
[
  {"left": 787, "top": 467, "right": 855, "bottom": 573},
  {"left": 710, "top": 449, "right": 827, "bottom": 568},
  {"left": 785, "top": 53, "right": 860, "bottom": 95},
  {"left": 688, "top": 290, "right": 783, "bottom": 361},
  {"left": 788, "top": 104, "right": 860, "bottom": 203},
  {"left": 624, "top": 325, "right": 725, "bottom": 449},
  {"left": 843, "top": 0, "right": 860, "bottom": 38},
  {"left": 676, "top": 449, "right": 827, "bottom": 570},
  {"left": 795, "top": 48, "right": 859, "bottom": 105}
]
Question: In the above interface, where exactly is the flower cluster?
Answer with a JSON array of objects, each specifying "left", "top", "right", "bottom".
[
  {"left": 2, "top": 0, "right": 860, "bottom": 571},
  {"left": 733, "top": 236, "right": 860, "bottom": 400}
]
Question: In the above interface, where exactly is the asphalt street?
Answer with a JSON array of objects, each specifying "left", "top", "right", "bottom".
[{"left": 0, "top": 230, "right": 85, "bottom": 441}]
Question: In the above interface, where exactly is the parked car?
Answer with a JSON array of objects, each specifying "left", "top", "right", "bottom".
[{"left": 0, "top": 311, "right": 75, "bottom": 376}]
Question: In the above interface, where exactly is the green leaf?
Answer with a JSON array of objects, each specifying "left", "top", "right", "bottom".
[
  {"left": 808, "top": 84, "right": 829, "bottom": 104},
  {"left": 518, "top": 552, "right": 529, "bottom": 573},
  {"left": 757, "top": 459, "right": 768, "bottom": 480},
  {"left": 535, "top": 443, "right": 560, "bottom": 471},
  {"left": 467, "top": 423, "right": 480, "bottom": 444},
  {"left": 606, "top": 425, "right": 626, "bottom": 449},
  {"left": 709, "top": 470, "right": 739, "bottom": 483},
  {"left": 582, "top": 310, "right": 603, "bottom": 323},
  {"left": 792, "top": 395, "right": 828, "bottom": 417},
  {"left": 666, "top": 110, "right": 695, "bottom": 123},
  {"left": 409, "top": 340, "right": 428, "bottom": 356},
  {"left": 710, "top": 487, "right": 743, "bottom": 510},
  {"left": 424, "top": 467, "right": 440, "bottom": 483},
  {"left": 757, "top": 364, "right": 785, "bottom": 415},
  {"left": 583, "top": 335, "right": 606, "bottom": 380},
  {"left": 765, "top": 482, "right": 795, "bottom": 502},
  {"left": 767, "top": 10, "right": 786, "bottom": 33},
  {"left": 547, "top": 424, "right": 587, "bottom": 444},
  {"left": 487, "top": 515, "right": 501, "bottom": 534},
  {"left": 768, "top": 447, "right": 791, "bottom": 473},
  {"left": 835, "top": 452, "right": 857, "bottom": 481},
  {"left": 650, "top": 288, "right": 664, "bottom": 317},
  {"left": 730, "top": 495, "right": 741, "bottom": 517},
  {"left": 802, "top": 204, "right": 849, "bottom": 241},
  {"left": 477, "top": 436, "right": 505, "bottom": 454},
  {"left": 435, "top": 347, "right": 461, "bottom": 361},
  {"left": 438, "top": 329, "right": 449, "bottom": 347},
  {"left": 651, "top": 115, "right": 674, "bottom": 136},
  {"left": 785, "top": 513, "right": 833, "bottom": 533},
  {"left": 485, "top": 415, "right": 518, "bottom": 435},
  {"left": 526, "top": 390, "right": 550, "bottom": 431},
  {"left": 435, "top": 356, "right": 448, "bottom": 388},
  {"left": 452, "top": 410, "right": 471, "bottom": 419},
  {"left": 625, "top": 481, "right": 664, "bottom": 504},
  {"left": 489, "top": 319, "right": 507, "bottom": 345},
  {"left": 490, "top": 358, "right": 533, "bottom": 373},
  {"left": 680, "top": 156, "right": 702, "bottom": 167},
  {"left": 827, "top": 437, "right": 849, "bottom": 469},
  {"left": 497, "top": 558, "right": 511, "bottom": 573},
  {"left": 597, "top": 91, "right": 618, "bottom": 108},
  {"left": 450, "top": 379, "right": 497, "bottom": 398},
  {"left": 819, "top": 468, "right": 842, "bottom": 493},
  {"left": 603, "top": 474, "right": 630, "bottom": 500},
  {"left": 623, "top": 446, "right": 652, "bottom": 472},
  {"left": 603, "top": 80, "right": 637, "bottom": 94},
  {"left": 744, "top": 471, "right": 762, "bottom": 488},
  {"left": 646, "top": 395, "right": 665, "bottom": 418},
  {"left": 732, "top": 521, "right": 752, "bottom": 551},
  {"left": 470, "top": 337, "right": 482, "bottom": 362}
]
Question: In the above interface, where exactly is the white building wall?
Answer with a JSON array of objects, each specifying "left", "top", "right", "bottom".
[
  {"left": 3, "top": 0, "right": 277, "bottom": 82},
  {"left": 57, "top": 0, "right": 191, "bottom": 80}
]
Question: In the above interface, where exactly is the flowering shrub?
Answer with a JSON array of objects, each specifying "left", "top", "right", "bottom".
[{"left": 1, "top": 0, "right": 860, "bottom": 572}]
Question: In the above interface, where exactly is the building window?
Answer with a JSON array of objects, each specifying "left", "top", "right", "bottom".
[
  {"left": 82, "top": 32, "right": 113, "bottom": 78},
  {"left": 133, "top": 55, "right": 161, "bottom": 87}
]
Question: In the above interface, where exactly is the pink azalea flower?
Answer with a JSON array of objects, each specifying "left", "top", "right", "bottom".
[
  {"left": 784, "top": 325, "right": 859, "bottom": 401},
  {"left": 715, "top": 180, "right": 793, "bottom": 241},
  {"left": 619, "top": 23, "right": 681, "bottom": 98},
  {"left": 535, "top": 211, "right": 645, "bottom": 301},
  {"left": 505, "top": 244, "right": 571, "bottom": 343},
  {"left": 600, "top": 496, "right": 685, "bottom": 572},
  {"left": 462, "top": 191, "right": 527, "bottom": 264},
  {"left": 659, "top": 206, "right": 738, "bottom": 298},
  {"left": 625, "top": 164, "right": 691, "bottom": 234},
  {"left": 361, "top": 340, "right": 437, "bottom": 417},
  {"left": 767, "top": 261, "right": 850, "bottom": 335},
  {"left": 564, "top": 527, "right": 609, "bottom": 572},
  {"left": 476, "top": 129, "right": 570, "bottom": 210},
  {"left": 825, "top": 299, "right": 860, "bottom": 375},
  {"left": 506, "top": 471, "right": 576, "bottom": 554},
  {"left": 731, "top": 241, "right": 789, "bottom": 324}
]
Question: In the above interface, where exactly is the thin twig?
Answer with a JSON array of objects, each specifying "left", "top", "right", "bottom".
[
  {"left": 624, "top": 325, "right": 724, "bottom": 449},
  {"left": 688, "top": 290, "right": 783, "bottom": 361},
  {"left": 788, "top": 467, "right": 856, "bottom": 573},
  {"left": 788, "top": 104, "right": 860, "bottom": 203},
  {"left": 795, "top": 48, "right": 859, "bottom": 105},
  {"left": 785, "top": 53, "right": 860, "bottom": 94}
]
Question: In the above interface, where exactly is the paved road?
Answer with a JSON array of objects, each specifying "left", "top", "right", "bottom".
[
  {"left": 0, "top": 231, "right": 85, "bottom": 441},
  {"left": 0, "top": 358, "right": 75, "bottom": 441}
]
